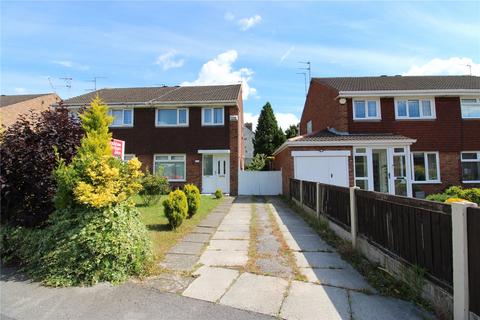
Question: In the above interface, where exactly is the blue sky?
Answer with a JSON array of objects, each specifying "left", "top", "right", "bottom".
[{"left": 1, "top": 1, "right": 479, "bottom": 129}]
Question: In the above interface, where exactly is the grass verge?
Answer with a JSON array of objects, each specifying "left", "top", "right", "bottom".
[
  {"left": 135, "top": 195, "right": 222, "bottom": 268},
  {"left": 279, "top": 195, "right": 434, "bottom": 313}
]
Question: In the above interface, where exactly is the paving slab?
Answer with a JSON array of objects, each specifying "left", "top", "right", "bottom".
[
  {"left": 350, "top": 291, "right": 434, "bottom": 320},
  {"left": 302, "top": 267, "right": 373, "bottom": 290},
  {"left": 182, "top": 266, "right": 239, "bottom": 302},
  {"left": 280, "top": 281, "right": 350, "bottom": 320},
  {"left": 220, "top": 273, "right": 288, "bottom": 316},
  {"left": 161, "top": 254, "right": 199, "bottom": 271},
  {"left": 285, "top": 237, "right": 333, "bottom": 252},
  {"left": 293, "top": 252, "right": 350, "bottom": 269},
  {"left": 217, "top": 225, "right": 250, "bottom": 232},
  {"left": 169, "top": 241, "right": 205, "bottom": 255},
  {"left": 182, "top": 233, "right": 211, "bottom": 243},
  {"left": 199, "top": 250, "right": 248, "bottom": 267},
  {"left": 145, "top": 273, "right": 194, "bottom": 294},
  {"left": 212, "top": 231, "right": 250, "bottom": 240},
  {"left": 193, "top": 226, "right": 216, "bottom": 234},
  {"left": 207, "top": 240, "right": 249, "bottom": 251},
  {"left": 256, "top": 258, "right": 293, "bottom": 278}
]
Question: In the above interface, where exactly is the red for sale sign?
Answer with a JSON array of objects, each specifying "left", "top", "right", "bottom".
[{"left": 110, "top": 139, "right": 125, "bottom": 160}]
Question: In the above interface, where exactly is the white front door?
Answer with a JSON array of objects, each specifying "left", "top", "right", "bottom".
[{"left": 202, "top": 154, "right": 230, "bottom": 194}]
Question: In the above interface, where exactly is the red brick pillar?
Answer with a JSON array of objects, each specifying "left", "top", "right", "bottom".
[{"left": 229, "top": 106, "right": 239, "bottom": 196}]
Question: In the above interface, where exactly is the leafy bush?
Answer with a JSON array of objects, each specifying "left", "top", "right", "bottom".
[
  {"left": 163, "top": 190, "right": 188, "bottom": 229},
  {"left": 139, "top": 169, "right": 170, "bottom": 206},
  {"left": 214, "top": 189, "right": 223, "bottom": 199},
  {"left": 0, "top": 105, "right": 83, "bottom": 227},
  {"left": 1, "top": 205, "right": 153, "bottom": 286},
  {"left": 183, "top": 184, "right": 200, "bottom": 217},
  {"left": 426, "top": 186, "right": 480, "bottom": 205},
  {"left": 2, "top": 97, "right": 153, "bottom": 286},
  {"left": 246, "top": 153, "right": 266, "bottom": 171}
]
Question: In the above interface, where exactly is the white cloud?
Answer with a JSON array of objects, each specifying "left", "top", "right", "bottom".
[
  {"left": 155, "top": 50, "right": 185, "bottom": 70},
  {"left": 14, "top": 87, "right": 27, "bottom": 94},
  {"left": 51, "top": 60, "right": 90, "bottom": 71},
  {"left": 280, "top": 46, "right": 295, "bottom": 63},
  {"left": 244, "top": 112, "right": 299, "bottom": 132},
  {"left": 238, "top": 14, "right": 262, "bottom": 31},
  {"left": 224, "top": 12, "right": 235, "bottom": 21},
  {"left": 403, "top": 57, "right": 480, "bottom": 76},
  {"left": 181, "top": 50, "right": 257, "bottom": 100}
]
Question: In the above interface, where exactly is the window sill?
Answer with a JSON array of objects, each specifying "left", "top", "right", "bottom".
[
  {"left": 155, "top": 125, "right": 189, "bottom": 128},
  {"left": 394, "top": 118, "right": 436, "bottom": 121},
  {"left": 352, "top": 118, "right": 381, "bottom": 122},
  {"left": 463, "top": 181, "right": 480, "bottom": 184},
  {"left": 202, "top": 123, "right": 225, "bottom": 126},
  {"left": 110, "top": 125, "right": 133, "bottom": 128},
  {"left": 412, "top": 181, "right": 442, "bottom": 184},
  {"left": 461, "top": 118, "right": 480, "bottom": 120},
  {"left": 168, "top": 179, "right": 187, "bottom": 182}
]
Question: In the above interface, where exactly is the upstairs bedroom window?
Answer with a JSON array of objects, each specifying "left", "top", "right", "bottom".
[
  {"left": 353, "top": 99, "right": 381, "bottom": 120},
  {"left": 461, "top": 151, "right": 480, "bottom": 183},
  {"left": 156, "top": 108, "right": 188, "bottom": 127},
  {"left": 202, "top": 107, "right": 224, "bottom": 125},
  {"left": 395, "top": 98, "right": 435, "bottom": 119},
  {"left": 109, "top": 108, "right": 133, "bottom": 127},
  {"left": 461, "top": 97, "right": 480, "bottom": 119}
]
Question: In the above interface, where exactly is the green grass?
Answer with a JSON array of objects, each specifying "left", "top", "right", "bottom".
[{"left": 134, "top": 195, "right": 221, "bottom": 266}]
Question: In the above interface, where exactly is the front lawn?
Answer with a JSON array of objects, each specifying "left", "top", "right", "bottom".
[{"left": 135, "top": 195, "right": 221, "bottom": 265}]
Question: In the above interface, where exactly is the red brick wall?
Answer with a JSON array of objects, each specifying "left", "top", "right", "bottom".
[
  {"left": 299, "top": 81, "right": 347, "bottom": 135},
  {"left": 229, "top": 105, "right": 240, "bottom": 196},
  {"left": 273, "top": 146, "right": 354, "bottom": 195}
]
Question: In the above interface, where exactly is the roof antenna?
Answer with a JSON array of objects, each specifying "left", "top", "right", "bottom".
[
  {"left": 297, "top": 72, "right": 307, "bottom": 96},
  {"left": 298, "top": 61, "right": 311, "bottom": 83},
  {"left": 466, "top": 64, "right": 472, "bottom": 76},
  {"left": 86, "top": 76, "right": 107, "bottom": 92},
  {"left": 60, "top": 77, "right": 73, "bottom": 97},
  {"left": 47, "top": 77, "right": 57, "bottom": 94}
]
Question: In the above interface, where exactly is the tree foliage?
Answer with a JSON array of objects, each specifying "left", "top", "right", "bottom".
[
  {"left": 0, "top": 105, "right": 83, "bottom": 227},
  {"left": 163, "top": 190, "right": 188, "bottom": 229},
  {"left": 246, "top": 153, "right": 266, "bottom": 171},
  {"left": 253, "top": 102, "right": 285, "bottom": 156},
  {"left": 285, "top": 124, "right": 299, "bottom": 139},
  {"left": 183, "top": 184, "right": 201, "bottom": 217}
]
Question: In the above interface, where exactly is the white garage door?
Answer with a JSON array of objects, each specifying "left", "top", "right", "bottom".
[{"left": 292, "top": 150, "right": 350, "bottom": 187}]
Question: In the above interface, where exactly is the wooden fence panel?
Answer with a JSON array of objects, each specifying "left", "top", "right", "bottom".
[
  {"left": 356, "top": 189, "right": 453, "bottom": 291},
  {"left": 318, "top": 183, "right": 350, "bottom": 230},
  {"left": 290, "top": 179, "right": 300, "bottom": 202},
  {"left": 467, "top": 206, "right": 480, "bottom": 317},
  {"left": 302, "top": 181, "right": 317, "bottom": 211}
]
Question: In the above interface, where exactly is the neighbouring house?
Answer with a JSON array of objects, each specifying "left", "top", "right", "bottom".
[
  {"left": 0, "top": 93, "right": 60, "bottom": 128},
  {"left": 274, "top": 75, "right": 480, "bottom": 198},
  {"left": 61, "top": 84, "right": 244, "bottom": 195},
  {"left": 244, "top": 122, "right": 254, "bottom": 165}
]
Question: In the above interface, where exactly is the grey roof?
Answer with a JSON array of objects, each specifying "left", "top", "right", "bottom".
[
  {"left": 313, "top": 75, "right": 480, "bottom": 92},
  {"left": 293, "top": 129, "right": 413, "bottom": 142},
  {"left": 62, "top": 84, "right": 242, "bottom": 105},
  {"left": 0, "top": 93, "right": 53, "bottom": 107}
]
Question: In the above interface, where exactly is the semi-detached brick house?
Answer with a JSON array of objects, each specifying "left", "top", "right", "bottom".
[
  {"left": 274, "top": 75, "right": 480, "bottom": 198},
  {"left": 0, "top": 93, "right": 60, "bottom": 128},
  {"left": 62, "top": 84, "right": 244, "bottom": 195}
]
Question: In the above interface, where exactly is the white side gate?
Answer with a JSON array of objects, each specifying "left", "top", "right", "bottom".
[{"left": 238, "top": 170, "right": 282, "bottom": 195}]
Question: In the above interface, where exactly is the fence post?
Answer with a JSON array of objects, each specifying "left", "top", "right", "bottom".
[
  {"left": 349, "top": 186, "right": 359, "bottom": 249},
  {"left": 452, "top": 202, "right": 477, "bottom": 320},
  {"left": 299, "top": 180, "right": 303, "bottom": 206},
  {"left": 316, "top": 183, "right": 320, "bottom": 220}
]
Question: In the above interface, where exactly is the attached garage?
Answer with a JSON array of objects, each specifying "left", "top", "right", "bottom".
[{"left": 292, "top": 150, "right": 350, "bottom": 187}]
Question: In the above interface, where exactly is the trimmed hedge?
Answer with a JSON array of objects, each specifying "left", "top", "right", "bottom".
[
  {"left": 163, "top": 190, "right": 188, "bottom": 229},
  {"left": 183, "top": 184, "right": 201, "bottom": 217},
  {"left": 426, "top": 186, "right": 480, "bottom": 205}
]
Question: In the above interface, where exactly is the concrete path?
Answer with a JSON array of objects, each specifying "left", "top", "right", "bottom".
[{"left": 181, "top": 196, "right": 433, "bottom": 320}]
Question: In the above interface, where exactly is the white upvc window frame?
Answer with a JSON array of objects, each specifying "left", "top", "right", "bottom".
[
  {"left": 353, "top": 147, "right": 369, "bottom": 190},
  {"left": 306, "top": 120, "right": 313, "bottom": 134},
  {"left": 201, "top": 107, "right": 224, "bottom": 126},
  {"left": 394, "top": 97, "right": 436, "bottom": 120},
  {"left": 109, "top": 108, "right": 134, "bottom": 127},
  {"left": 352, "top": 98, "right": 381, "bottom": 120},
  {"left": 461, "top": 151, "right": 480, "bottom": 183},
  {"left": 460, "top": 97, "right": 480, "bottom": 119},
  {"left": 411, "top": 151, "right": 441, "bottom": 183},
  {"left": 123, "top": 154, "right": 135, "bottom": 162},
  {"left": 153, "top": 154, "right": 187, "bottom": 182},
  {"left": 155, "top": 108, "right": 189, "bottom": 127}
]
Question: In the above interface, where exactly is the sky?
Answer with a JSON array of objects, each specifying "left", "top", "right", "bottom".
[{"left": 1, "top": 1, "right": 479, "bottom": 130}]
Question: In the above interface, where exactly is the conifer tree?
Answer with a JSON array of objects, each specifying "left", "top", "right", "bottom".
[{"left": 253, "top": 102, "right": 286, "bottom": 156}]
